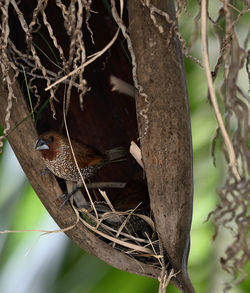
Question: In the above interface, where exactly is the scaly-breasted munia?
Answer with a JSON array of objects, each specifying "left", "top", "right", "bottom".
[{"left": 35, "top": 131, "right": 127, "bottom": 205}]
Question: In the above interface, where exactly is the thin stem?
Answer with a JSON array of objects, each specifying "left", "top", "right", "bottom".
[{"left": 200, "top": 0, "right": 240, "bottom": 181}]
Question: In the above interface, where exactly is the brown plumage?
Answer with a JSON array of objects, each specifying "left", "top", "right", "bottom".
[{"left": 35, "top": 131, "right": 127, "bottom": 184}]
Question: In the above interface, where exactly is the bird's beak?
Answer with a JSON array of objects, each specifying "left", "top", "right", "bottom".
[{"left": 35, "top": 139, "right": 49, "bottom": 150}]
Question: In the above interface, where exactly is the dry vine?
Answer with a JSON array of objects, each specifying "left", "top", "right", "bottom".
[
  {"left": 0, "top": 0, "right": 92, "bottom": 146},
  {"left": 199, "top": 0, "right": 250, "bottom": 291}
]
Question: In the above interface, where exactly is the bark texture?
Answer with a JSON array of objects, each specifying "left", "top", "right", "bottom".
[{"left": 128, "top": 1, "right": 194, "bottom": 292}]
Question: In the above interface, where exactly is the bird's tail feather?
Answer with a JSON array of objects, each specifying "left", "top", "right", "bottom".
[{"left": 105, "top": 147, "right": 127, "bottom": 163}]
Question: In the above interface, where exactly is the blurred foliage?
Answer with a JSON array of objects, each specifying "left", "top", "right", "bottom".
[{"left": 0, "top": 1, "right": 249, "bottom": 292}]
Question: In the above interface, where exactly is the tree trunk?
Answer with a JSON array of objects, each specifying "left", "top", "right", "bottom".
[{"left": 128, "top": 1, "right": 194, "bottom": 292}]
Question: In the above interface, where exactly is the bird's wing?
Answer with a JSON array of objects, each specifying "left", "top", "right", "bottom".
[{"left": 71, "top": 140, "right": 103, "bottom": 168}]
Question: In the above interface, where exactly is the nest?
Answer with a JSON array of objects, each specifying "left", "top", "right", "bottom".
[{"left": 72, "top": 187, "right": 166, "bottom": 269}]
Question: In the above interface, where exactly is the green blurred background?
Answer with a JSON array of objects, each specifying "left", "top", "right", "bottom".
[{"left": 0, "top": 1, "right": 249, "bottom": 292}]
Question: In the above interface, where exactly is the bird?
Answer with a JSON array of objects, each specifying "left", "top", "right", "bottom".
[{"left": 35, "top": 131, "right": 127, "bottom": 206}]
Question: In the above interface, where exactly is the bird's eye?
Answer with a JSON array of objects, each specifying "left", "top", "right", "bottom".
[{"left": 47, "top": 136, "right": 54, "bottom": 144}]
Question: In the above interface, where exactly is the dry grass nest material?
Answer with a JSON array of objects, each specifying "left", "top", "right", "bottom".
[{"left": 70, "top": 183, "right": 167, "bottom": 270}]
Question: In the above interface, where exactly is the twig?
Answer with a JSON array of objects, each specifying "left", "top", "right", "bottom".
[
  {"left": 17, "top": 68, "right": 82, "bottom": 89},
  {"left": 130, "top": 141, "right": 144, "bottom": 168},
  {"left": 62, "top": 87, "right": 99, "bottom": 223},
  {"left": 145, "top": 232, "right": 163, "bottom": 268},
  {"left": 98, "top": 188, "right": 132, "bottom": 243},
  {"left": 158, "top": 268, "right": 177, "bottom": 293},
  {"left": 113, "top": 203, "right": 142, "bottom": 248},
  {"left": 200, "top": 0, "right": 240, "bottom": 181},
  {"left": 21, "top": 65, "right": 35, "bottom": 122},
  {"left": 98, "top": 189, "right": 116, "bottom": 213},
  {"left": 87, "top": 182, "right": 126, "bottom": 189}
]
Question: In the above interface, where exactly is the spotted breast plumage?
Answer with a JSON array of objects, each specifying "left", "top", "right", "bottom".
[{"left": 35, "top": 131, "right": 127, "bottom": 184}]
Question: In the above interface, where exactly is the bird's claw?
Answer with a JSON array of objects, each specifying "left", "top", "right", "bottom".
[{"left": 59, "top": 193, "right": 73, "bottom": 209}]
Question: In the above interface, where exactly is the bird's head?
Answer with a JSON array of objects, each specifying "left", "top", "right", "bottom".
[{"left": 35, "top": 131, "right": 63, "bottom": 160}]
